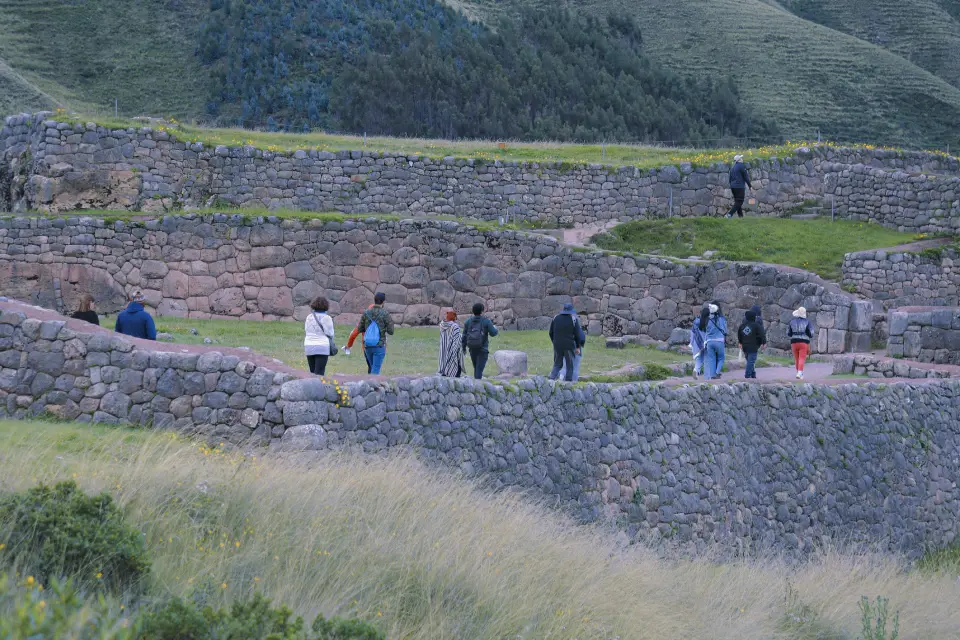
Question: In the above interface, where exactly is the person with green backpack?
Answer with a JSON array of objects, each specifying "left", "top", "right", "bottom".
[
  {"left": 461, "top": 301, "right": 499, "bottom": 379},
  {"left": 356, "top": 292, "right": 395, "bottom": 375}
]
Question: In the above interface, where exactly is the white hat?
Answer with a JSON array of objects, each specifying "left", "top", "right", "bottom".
[
  {"left": 708, "top": 304, "right": 719, "bottom": 314},
  {"left": 793, "top": 307, "right": 807, "bottom": 318},
  {"left": 733, "top": 154, "right": 744, "bottom": 162}
]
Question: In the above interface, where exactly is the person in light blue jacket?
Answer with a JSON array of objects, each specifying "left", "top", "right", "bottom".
[{"left": 703, "top": 303, "right": 728, "bottom": 379}]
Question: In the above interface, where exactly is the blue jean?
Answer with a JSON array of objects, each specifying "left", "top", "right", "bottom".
[
  {"left": 744, "top": 350, "right": 759, "bottom": 379},
  {"left": 706, "top": 341, "right": 725, "bottom": 378},
  {"left": 559, "top": 351, "right": 582, "bottom": 382},
  {"left": 365, "top": 345, "right": 386, "bottom": 375}
]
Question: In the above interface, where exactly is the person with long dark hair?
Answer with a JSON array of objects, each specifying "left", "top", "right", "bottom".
[
  {"left": 71, "top": 293, "right": 99, "bottom": 326},
  {"left": 690, "top": 307, "right": 709, "bottom": 379},
  {"left": 304, "top": 296, "right": 336, "bottom": 375}
]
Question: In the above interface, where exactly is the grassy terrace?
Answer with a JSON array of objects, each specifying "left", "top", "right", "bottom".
[
  {"left": 594, "top": 217, "right": 923, "bottom": 281},
  {"left": 48, "top": 113, "right": 956, "bottom": 169},
  {"left": 1, "top": 419, "right": 959, "bottom": 638},
  {"left": 103, "top": 316, "right": 689, "bottom": 379}
]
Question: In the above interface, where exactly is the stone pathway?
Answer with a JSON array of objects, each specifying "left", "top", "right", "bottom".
[{"left": 670, "top": 362, "right": 939, "bottom": 386}]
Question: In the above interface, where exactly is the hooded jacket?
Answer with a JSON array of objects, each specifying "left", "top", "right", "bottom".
[
  {"left": 114, "top": 302, "right": 156, "bottom": 340},
  {"left": 738, "top": 319, "right": 767, "bottom": 352}
]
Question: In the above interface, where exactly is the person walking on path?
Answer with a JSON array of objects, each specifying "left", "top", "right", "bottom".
[
  {"left": 549, "top": 303, "right": 586, "bottom": 382},
  {"left": 71, "top": 293, "right": 99, "bottom": 326},
  {"left": 343, "top": 303, "right": 374, "bottom": 355},
  {"left": 690, "top": 307, "right": 708, "bottom": 379},
  {"left": 462, "top": 302, "right": 499, "bottom": 380},
  {"left": 114, "top": 290, "right": 156, "bottom": 340},
  {"left": 357, "top": 292, "right": 395, "bottom": 375},
  {"left": 737, "top": 309, "right": 767, "bottom": 379},
  {"left": 303, "top": 296, "right": 336, "bottom": 376},
  {"left": 788, "top": 306, "right": 815, "bottom": 380},
  {"left": 438, "top": 310, "right": 465, "bottom": 378},
  {"left": 724, "top": 154, "right": 752, "bottom": 218},
  {"left": 559, "top": 309, "right": 587, "bottom": 382},
  {"left": 704, "top": 303, "right": 727, "bottom": 379}
]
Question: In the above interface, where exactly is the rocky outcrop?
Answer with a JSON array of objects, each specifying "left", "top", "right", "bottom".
[{"left": 0, "top": 214, "right": 872, "bottom": 352}]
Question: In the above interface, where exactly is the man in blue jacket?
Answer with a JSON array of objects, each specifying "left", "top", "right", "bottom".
[
  {"left": 724, "top": 154, "right": 752, "bottom": 218},
  {"left": 115, "top": 289, "right": 157, "bottom": 340}
]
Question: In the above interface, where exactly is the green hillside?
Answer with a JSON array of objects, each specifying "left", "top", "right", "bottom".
[
  {"left": 0, "top": 0, "right": 959, "bottom": 148},
  {"left": 0, "top": 0, "right": 208, "bottom": 118},
  {"left": 782, "top": 0, "right": 960, "bottom": 90},
  {"left": 453, "top": 0, "right": 960, "bottom": 148},
  {"left": 0, "top": 58, "right": 55, "bottom": 115}
]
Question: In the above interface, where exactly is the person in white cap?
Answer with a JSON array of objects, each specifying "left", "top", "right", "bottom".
[
  {"left": 724, "top": 154, "right": 752, "bottom": 218},
  {"left": 703, "top": 303, "right": 728, "bottom": 379},
  {"left": 788, "top": 307, "right": 815, "bottom": 379}
]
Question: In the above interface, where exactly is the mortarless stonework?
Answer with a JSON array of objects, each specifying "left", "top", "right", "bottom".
[
  {"left": 0, "top": 214, "right": 872, "bottom": 352},
  {"left": 842, "top": 247, "right": 960, "bottom": 308},
  {"left": 2, "top": 113, "right": 959, "bottom": 229},
  {"left": 0, "top": 298, "right": 957, "bottom": 557}
]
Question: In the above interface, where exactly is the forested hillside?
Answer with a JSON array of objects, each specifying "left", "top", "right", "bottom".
[
  {"left": 196, "top": 1, "right": 770, "bottom": 144},
  {"left": 0, "top": 0, "right": 959, "bottom": 148}
]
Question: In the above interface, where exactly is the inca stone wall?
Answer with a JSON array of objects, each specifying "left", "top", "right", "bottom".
[
  {"left": 887, "top": 307, "right": 960, "bottom": 365},
  {"left": 842, "top": 247, "right": 960, "bottom": 308},
  {"left": 826, "top": 165, "right": 960, "bottom": 233},
  {"left": 2, "top": 113, "right": 959, "bottom": 228},
  {"left": 1, "top": 298, "right": 957, "bottom": 557},
  {"left": 0, "top": 214, "right": 872, "bottom": 352}
]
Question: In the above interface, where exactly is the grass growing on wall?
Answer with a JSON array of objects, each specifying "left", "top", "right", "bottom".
[
  {"left": 593, "top": 217, "right": 923, "bottom": 280},
  {"left": 1, "top": 419, "right": 959, "bottom": 639}
]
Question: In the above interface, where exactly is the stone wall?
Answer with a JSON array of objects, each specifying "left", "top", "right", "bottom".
[
  {"left": 832, "top": 353, "right": 958, "bottom": 379},
  {"left": 887, "top": 307, "right": 960, "bottom": 365},
  {"left": 842, "top": 247, "right": 960, "bottom": 308},
  {"left": 3, "top": 113, "right": 959, "bottom": 228},
  {"left": 0, "top": 214, "right": 872, "bottom": 352},
  {"left": 1, "top": 298, "right": 958, "bottom": 557},
  {"left": 826, "top": 164, "right": 960, "bottom": 234}
]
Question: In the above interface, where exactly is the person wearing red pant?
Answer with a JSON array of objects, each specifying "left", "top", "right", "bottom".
[{"left": 788, "top": 307, "right": 814, "bottom": 380}]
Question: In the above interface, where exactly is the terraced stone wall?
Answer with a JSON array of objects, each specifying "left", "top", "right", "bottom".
[
  {"left": 3, "top": 113, "right": 958, "bottom": 228},
  {"left": 0, "top": 214, "right": 871, "bottom": 352},
  {"left": 1, "top": 298, "right": 957, "bottom": 558},
  {"left": 842, "top": 247, "right": 960, "bottom": 308}
]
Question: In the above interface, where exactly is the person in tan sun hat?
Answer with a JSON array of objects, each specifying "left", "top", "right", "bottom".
[{"left": 788, "top": 307, "right": 814, "bottom": 380}]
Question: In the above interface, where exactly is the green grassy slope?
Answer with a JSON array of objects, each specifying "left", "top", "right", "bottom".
[
  {"left": 454, "top": 0, "right": 960, "bottom": 148},
  {"left": 781, "top": 0, "right": 960, "bottom": 90},
  {"left": 0, "top": 58, "right": 55, "bottom": 114},
  {"left": 0, "top": 0, "right": 208, "bottom": 118}
]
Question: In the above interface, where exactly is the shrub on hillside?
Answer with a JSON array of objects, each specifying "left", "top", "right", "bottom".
[
  {"left": 0, "top": 573, "right": 138, "bottom": 639},
  {"left": 141, "top": 592, "right": 384, "bottom": 640},
  {"left": 0, "top": 481, "right": 150, "bottom": 593}
]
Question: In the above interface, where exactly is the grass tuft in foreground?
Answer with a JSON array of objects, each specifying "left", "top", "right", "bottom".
[
  {"left": 1, "top": 420, "right": 959, "bottom": 638},
  {"left": 593, "top": 217, "right": 923, "bottom": 280}
]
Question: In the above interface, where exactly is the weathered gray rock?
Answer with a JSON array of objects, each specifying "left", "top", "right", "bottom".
[
  {"left": 281, "top": 424, "right": 326, "bottom": 451},
  {"left": 493, "top": 350, "right": 528, "bottom": 377}
]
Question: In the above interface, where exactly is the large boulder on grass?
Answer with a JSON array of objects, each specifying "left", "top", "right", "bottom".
[{"left": 493, "top": 350, "right": 528, "bottom": 377}]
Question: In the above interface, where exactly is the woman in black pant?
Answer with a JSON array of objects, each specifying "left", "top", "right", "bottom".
[
  {"left": 303, "top": 296, "right": 335, "bottom": 375},
  {"left": 725, "top": 154, "right": 752, "bottom": 218}
]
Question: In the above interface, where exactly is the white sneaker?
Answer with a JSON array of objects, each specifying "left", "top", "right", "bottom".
[
  {"left": 796, "top": 371, "right": 803, "bottom": 380},
  {"left": 343, "top": 347, "right": 351, "bottom": 355}
]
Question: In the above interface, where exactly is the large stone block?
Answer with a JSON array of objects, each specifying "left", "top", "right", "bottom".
[
  {"left": 281, "top": 424, "right": 326, "bottom": 451},
  {"left": 493, "top": 350, "right": 528, "bottom": 377}
]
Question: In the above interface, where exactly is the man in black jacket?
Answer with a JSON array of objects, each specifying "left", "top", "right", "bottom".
[
  {"left": 737, "top": 309, "right": 766, "bottom": 379},
  {"left": 549, "top": 303, "right": 586, "bottom": 382},
  {"left": 724, "top": 154, "right": 753, "bottom": 218}
]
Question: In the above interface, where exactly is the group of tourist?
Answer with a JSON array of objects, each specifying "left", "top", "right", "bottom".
[
  {"left": 689, "top": 303, "right": 814, "bottom": 380},
  {"left": 303, "top": 292, "right": 587, "bottom": 381},
  {"left": 71, "top": 285, "right": 813, "bottom": 383}
]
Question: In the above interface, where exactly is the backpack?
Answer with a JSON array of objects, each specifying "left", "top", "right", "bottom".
[
  {"left": 363, "top": 310, "right": 382, "bottom": 348},
  {"left": 465, "top": 317, "right": 486, "bottom": 349}
]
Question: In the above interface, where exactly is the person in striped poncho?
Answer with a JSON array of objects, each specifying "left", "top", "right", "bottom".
[{"left": 438, "top": 310, "right": 465, "bottom": 377}]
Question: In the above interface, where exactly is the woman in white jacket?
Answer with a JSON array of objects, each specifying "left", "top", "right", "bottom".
[{"left": 304, "top": 296, "right": 335, "bottom": 375}]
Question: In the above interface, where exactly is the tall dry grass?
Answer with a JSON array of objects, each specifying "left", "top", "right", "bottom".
[{"left": 0, "top": 422, "right": 957, "bottom": 639}]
